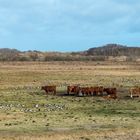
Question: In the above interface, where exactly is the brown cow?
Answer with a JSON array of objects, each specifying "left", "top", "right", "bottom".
[
  {"left": 41, "top": 85, "right": 56, "bottom": 95},
  {"left": 89, "top": 86, "right": 104, "bottom": 96},
  {"left": 89, "top": 87, "right": 98, "bottom": 96},
  {"left": 79, "top": 87, "right": 90, "bottom": 96},
  {"left": 130, "top": 87, "right": 140, "bottom": 98},
  {"left": 103, "top": 88, "right": 117, "bottom": 99},
  {"left": 67, "top": 86, "right": 80, "bottom": 95},
  {"left": 77, "top": 86, "right": 104, "bottom": 96}
]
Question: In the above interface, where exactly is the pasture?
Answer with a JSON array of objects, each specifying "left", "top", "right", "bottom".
[{"left": 0, "top": 61, "right": 140, "bottom": 140}]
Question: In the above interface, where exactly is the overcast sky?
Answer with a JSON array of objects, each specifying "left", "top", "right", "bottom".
[{"left": 0, "top": 0, "right": 140, "bottom": 51}]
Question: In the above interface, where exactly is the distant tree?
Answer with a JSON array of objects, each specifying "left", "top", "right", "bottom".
[
  {"left": 29, "top": 52, "right": 39, "bottom": 61},
  {"left": 0, "top": 48, "right": 20, "bottom": 61}
]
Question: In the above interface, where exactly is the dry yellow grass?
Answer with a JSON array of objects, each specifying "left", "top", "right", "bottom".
[{"left": 0, "top": 61, "right": 139, "bottom": 88}]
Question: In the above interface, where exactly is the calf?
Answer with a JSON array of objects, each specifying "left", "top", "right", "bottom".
[{"left": 130, "top": 87, "right": 140, "bottom": 98}]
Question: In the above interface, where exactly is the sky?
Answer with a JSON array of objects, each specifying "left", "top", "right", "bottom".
[{"left": 0, "top": 0, "right": 140, "bottom": 52}]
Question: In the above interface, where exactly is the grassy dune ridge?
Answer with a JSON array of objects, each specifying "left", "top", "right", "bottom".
[{"left": 0, "top": 61, "right": 140, "bottom": 140}]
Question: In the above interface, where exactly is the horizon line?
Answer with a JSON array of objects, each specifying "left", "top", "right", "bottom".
[{"left": 0, "top": 43, "right": 140, "bottom": 52}]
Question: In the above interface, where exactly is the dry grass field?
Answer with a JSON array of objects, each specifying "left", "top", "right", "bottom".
[{"left": 0, "top": 61, "right": 140, "bottom": 140}]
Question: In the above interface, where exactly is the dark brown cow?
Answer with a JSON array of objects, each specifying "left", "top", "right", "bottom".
[
  {"left": 41, "top": 85, "right": 56, "bottom": 95},
  {"left": 103, "top": 88, "right": 117, "bottom": 99},
  {"left": 130, "top": 87, "right": 140, "bottom": 98},
  {"left": 67, "top": 86, "right": 79, "bottom": 95}
]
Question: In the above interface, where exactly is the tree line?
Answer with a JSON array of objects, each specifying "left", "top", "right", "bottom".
[{"left": 0, "top": 44, "right": 140, "bottom": 62}]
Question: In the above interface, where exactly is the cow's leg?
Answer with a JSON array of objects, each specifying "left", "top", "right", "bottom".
[
  {"left": 45, "top": 90, "right": 48, "bottom": 95},
  {"left": 83, "top": 91, "right": 85, "bottom": 96},
  {"left": 90, "top": 92, "right": 92, "bottom": 96},
  {"left": 95, "top": 91, "right": 98, "bottom": 96},
  {"left": 97, "top": 92, "right": 101, "bottom": 96},
  {"left": 89, "top": 91, "right": 92, "bottom": 96},
  {"left": 54, "top": 89, "right": 56, "bottom": 95},
  {"left": 78, "top": 91, "right": 82, "bottom": 96},
  {"left": 76, "top": 90, "right": 80, "bottom": 96},
  {"left": 129, "top": 89, "right": 133, "bottom": 99},
  {"left": 100, "top": 91, "right": 103, "bottom": 96},
  {"left": 130, "top": 91, "right": 133, "bottom": 99}
]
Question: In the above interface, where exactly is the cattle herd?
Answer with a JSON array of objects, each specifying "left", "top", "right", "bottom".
[{"left": 41, "top": 85, "right": 140, "bottom": 99}]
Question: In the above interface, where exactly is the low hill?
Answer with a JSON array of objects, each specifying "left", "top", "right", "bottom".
[{"left": 85, "top": 44, "right": 140, "bottom": 56}]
